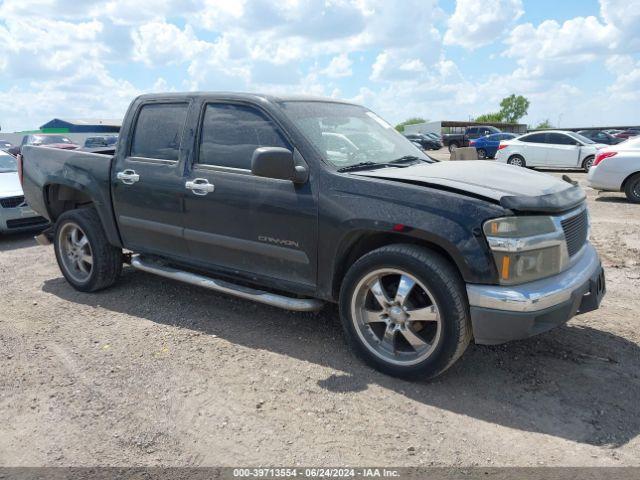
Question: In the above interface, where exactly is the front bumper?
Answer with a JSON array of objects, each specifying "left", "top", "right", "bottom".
[
  {"left": 467, "top": 243, "right": 605, "bottom": 345},
  {"left": 0, "top": 205, "right": 49, "bottom": 233}
]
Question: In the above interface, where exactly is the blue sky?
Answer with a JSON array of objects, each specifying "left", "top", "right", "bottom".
[{"left": 0, "top": 0, "right": 638, "bottom": 132}]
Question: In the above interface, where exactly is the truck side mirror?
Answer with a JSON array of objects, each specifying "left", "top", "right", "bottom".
[{"left": 251, "top": 147, "right": 307, "bottom": 184}]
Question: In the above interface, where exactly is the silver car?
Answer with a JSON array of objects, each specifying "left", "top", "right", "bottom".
[
  {"left": 588, "top": 137, "right": 640, "bottom": 203},
  {"left": 0, "top": 151, "right": 49, "bottom": 233}
]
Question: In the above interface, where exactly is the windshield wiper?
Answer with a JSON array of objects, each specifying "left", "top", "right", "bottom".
[
  {"left": 337, "top": 157, "right": 426, "bottom": 173},
  {"left": 389, "top": 155, "right": 428, "bottom": 165},
  {"left": 337, "top": 162, "right": 386, "bottom": 172}
]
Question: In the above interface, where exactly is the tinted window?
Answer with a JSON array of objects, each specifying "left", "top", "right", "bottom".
[
  {"left": 198, "top": 103, "right": 290, "bottom": 169},
  {"left": 131, "top": 103, "right": 189, "bottom": 161},
  {"left": 547, "top": 133, "right": 576, "bottom": 145},
  {"left": 520, "top": 133, "right": 547, "bottom": 143},
  {"left": 467, "top": 127, "right": 478, "bottom": 134}
]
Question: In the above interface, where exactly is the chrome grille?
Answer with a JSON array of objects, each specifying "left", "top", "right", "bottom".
[
  {"left": 0, "top": 196, "right": 25, "bottom": 208},
  {"left": 561, "top": 208, "right": 588, "bottom": 257}
]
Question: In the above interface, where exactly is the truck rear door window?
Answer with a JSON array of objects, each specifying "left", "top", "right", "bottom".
[
  {"left": 198, "top": 103, "right": 290, "bottom": 170},
  {"left": 130, "top": 103, "right": 189, "bottom": 161}
]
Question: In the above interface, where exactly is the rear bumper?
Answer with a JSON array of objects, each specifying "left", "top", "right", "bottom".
[
  {"left": 466, "top": 244, "right": 605, "bottom": 345},
  {"left": 587, "top": 164, "right": 623, "bottom": 191}
]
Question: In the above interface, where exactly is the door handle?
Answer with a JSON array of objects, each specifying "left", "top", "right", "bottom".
[
  {"left": 185, "top": 178, "right": 215, "bottom": 196},
  {"left": 116, "top": 169, "right": 140, "bottom": 185}
]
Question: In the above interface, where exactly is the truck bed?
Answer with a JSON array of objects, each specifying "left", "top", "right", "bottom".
[{"left": 21, "top": 145, "right": 121, "bottom": 245}]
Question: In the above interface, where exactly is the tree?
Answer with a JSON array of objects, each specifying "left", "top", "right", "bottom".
[
  {"left": 535, "top": 119, "right": 553, "bottom": 129},
  {"left": 499, "top": 94, "right": 530, "bottom": 123},
  {"left": 395, "top": 117, "right": 427, "bottom": 132},
  {"left": 474, "top": 112, "right": 504, "bottom": 123}
]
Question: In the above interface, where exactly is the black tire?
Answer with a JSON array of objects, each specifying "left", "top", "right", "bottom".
[
  {"left": 624, "top": 173, "right": 640, "bottom": 203},
  {"left": 582, "top": 155, "right": 595, "bottom": 171},
  {"left": 448, "top": 142, "right": 459, "bottom": 153},
  {"left": 339, "top": 244, "right": 472, "bottom": 379},
  {"left": 507, "top": 155, "right": 526, "bottom": 167},
  {"left": 477, "top": 148, "right": 487, "bottom": 159},
  {"left": 54, "top": 208, "right": 122, "bottom": 292}
]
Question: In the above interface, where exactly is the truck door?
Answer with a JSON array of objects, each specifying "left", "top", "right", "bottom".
[
  {"left": 111, "top": 101, "right": 191, "bottom": 258},
  {"left": 181, "top": 102, "right": 318, "bottom": 289}
]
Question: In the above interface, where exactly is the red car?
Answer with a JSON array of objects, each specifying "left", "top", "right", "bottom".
[
  {"left": 8, "top": 134, "right": 79, "bottom": 156},
  {"left": 614, "top": 129, "right": 640, "bottom": 139}
]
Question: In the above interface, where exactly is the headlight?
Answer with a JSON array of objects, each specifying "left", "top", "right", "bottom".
[{"left": 484, "top": 216, "right": 567, "bottom": 285}]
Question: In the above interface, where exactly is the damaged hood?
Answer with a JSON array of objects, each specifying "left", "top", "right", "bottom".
[{"left": 352, "top": 160, "right": 585, "bottom": 212}]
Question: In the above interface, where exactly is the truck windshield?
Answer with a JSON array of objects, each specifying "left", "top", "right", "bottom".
[
  {"left": 0, "top": 154, "right": 17, "bottom": 173},
  {"left": 280, "top": 101, "right": 429, "bottom": 168}
]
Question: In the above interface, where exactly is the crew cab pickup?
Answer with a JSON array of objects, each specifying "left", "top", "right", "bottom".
[
  {"left": 442, "top": 125, "right": 501, "bottom": 153},
  {"left": 20, "top": 93, "right": 606, "bottom": 379}
]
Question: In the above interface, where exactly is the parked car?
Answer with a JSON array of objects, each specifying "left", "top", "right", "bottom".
[
  {"left": 20, "top": 92, "right": 605, "bottom": 379},
  {"left": 442, "top": 126, "right": 501, "bottom": 152},
  {"left": 0, "top": 140, "right": 13, "bottom": 152},
  {"left": 0, "top": 151, "right": 49, "bottom": 233},
  {"left": 495, "top": 130, "right": 606, "bottom": 170},
  {"left": 603, "top": 129, "right": 623, "bottom": 135},
  {"left": 577, "top": 130, "right": 624, "bottom": 145},
  {"left": 83, "top": 135, "right": 118, "bottom": 149},
  {"left": 614, "top": 129, "right": 640, "bottom": 139},
  {"left": 588, "top": 136, "right": 640, "bottom": 203},
  {"left": 404, "top": 133, "right": 442, "bottom": 150},
  {"left": 8, "top": 134, "right": 79, "bottom": 156},
  {"left": 469, "top": 133, "right": 517, "bottom": 159}
]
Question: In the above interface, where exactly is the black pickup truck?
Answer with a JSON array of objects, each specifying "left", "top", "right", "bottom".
[
  {"left": 20, "top": 93, "right": 605, "bottom": 378},
  {"left": 442, "top": 125, "right": 501, "bottom": 152}
]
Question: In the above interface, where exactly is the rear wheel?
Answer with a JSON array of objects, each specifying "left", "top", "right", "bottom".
[
  {"left": 54, "top": 208, "right": 122, "bottom": 292},
  {"left": 582, "top": 155, "right": 595, "bottom": 171},
  {"left": 448, "top": 142, "right": 459, "bottom": 153},
  {"left": 624, "top": 173, "right": 640, "bottom": 203},
  {"left": 507, "top": 155, "right": 526, "bottom": 167},
  {"left": 339, "top": 244, "right": 471, "bottom": 379},
  {"left": 477, "top": 148, "right": 487, "bottom": 159}
]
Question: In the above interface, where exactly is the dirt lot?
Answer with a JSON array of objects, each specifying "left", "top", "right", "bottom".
[{"left": 1, "top": 167, "right": 639, "bottom": 467}]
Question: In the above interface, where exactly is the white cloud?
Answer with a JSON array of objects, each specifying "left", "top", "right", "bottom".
[
  {"left": 444, "top": 0, "right": 523, "bottom": 50},
  {"left": 131, "top": 22, "right": 208, "bottom": 66},
  {"left": 322, "top": 53, "right": 353, "bottom": 78}
]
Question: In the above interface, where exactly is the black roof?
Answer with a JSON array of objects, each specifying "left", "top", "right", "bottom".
[{"left": 135, "top": 91, "right": 358, "bottom": 106}]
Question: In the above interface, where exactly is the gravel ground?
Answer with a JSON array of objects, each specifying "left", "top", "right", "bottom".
[{"left": 1, "top": 167, "right": 639, "bottom": 467}]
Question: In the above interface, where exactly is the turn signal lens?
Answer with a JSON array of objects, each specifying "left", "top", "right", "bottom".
[{"left": 483, "top": 216, "right": 556, "bottom": 238}]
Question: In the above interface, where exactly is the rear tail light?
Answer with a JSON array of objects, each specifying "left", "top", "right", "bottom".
[
  {"left": 469, "top": 140, "right": 476, "bottom": 146},
  {"left": 497, "top": 143, "right": 508, "bottom": 150},
  {"left": 17, "top": 154, "right": 24, "bottom": 185},
  {"left": 594, "top": 150, "right": 617, "bottom": 166}
]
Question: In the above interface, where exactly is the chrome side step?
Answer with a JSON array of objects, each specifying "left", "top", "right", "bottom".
[{"left": 130, "top": 255, "right": 324, "bottom": 312}]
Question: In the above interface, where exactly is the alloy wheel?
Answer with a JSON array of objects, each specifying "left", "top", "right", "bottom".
[
  {"left": 58, "top": 222, "right": 93, "bottom": 283},
  {"left": 350, "top": 268, "right": 442, "bottom": 366}
]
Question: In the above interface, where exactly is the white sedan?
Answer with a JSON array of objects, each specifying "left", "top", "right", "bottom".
[
  {"left": 588, "top": 137, "right": 640, "bottom": 203},
  {"left": 495, "top": 130, "right": 606, "bottom": 171}
]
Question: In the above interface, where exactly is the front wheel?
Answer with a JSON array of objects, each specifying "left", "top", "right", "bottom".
[
  {"left": 624, "top": 173, "right": 640, "bottom": 203},
  {"left": 339, "top": 244, "right": 471, "bottom": 379},
  {"left": 582, "top": 156, "right": 595, "bottom": 171},
  {"left": 54, "top": 208, "right": 123, "bottom": 292}
]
